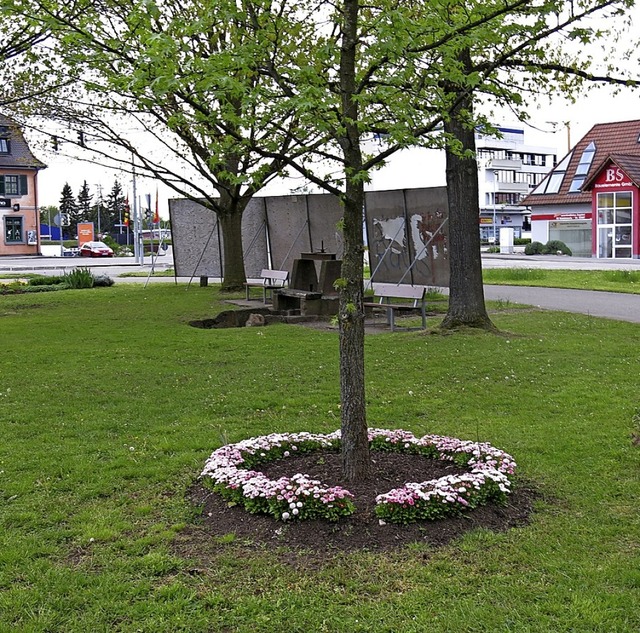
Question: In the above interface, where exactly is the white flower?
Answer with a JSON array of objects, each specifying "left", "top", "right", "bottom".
[{"left": 201, "top": 428, "right": 515, "bottom": 525}]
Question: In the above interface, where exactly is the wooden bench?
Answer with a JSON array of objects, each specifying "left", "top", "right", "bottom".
[
  {"left": 363, "top": 283, "right": 427, "bottom": 331},
  {"left": 244, "top": 269, "right": 289, "bottom": 304}
]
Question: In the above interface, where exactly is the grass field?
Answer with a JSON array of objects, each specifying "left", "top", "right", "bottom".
[
  {"left": 1, "top": 282, "right": 639, "bottom": 632},
  {"left": 483, "top": 267, "right": 640, "bottom": 294}
]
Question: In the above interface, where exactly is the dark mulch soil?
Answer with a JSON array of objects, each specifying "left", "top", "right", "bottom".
[{"left": 178, "top": 451, "right": 537, "bottom": 561}]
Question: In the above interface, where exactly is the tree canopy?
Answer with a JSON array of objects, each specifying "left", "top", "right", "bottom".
[{"left": 10, "top": 0, "right": 326, "bottom": 289}]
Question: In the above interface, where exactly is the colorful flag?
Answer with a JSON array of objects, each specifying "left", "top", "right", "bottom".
[
  {"left": 153, "top": 187, "right": 160, "bottom": 224},
  {"left": 124, "top": 196, "right": 130, "bottom": 227}
]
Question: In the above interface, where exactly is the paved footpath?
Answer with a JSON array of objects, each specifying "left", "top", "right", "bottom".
[
  {"left": 483, "top": 285, "right": 640, "bottom": 324},
  {"left": 481, "top": 254, "right": 640, "bottom": 323}
]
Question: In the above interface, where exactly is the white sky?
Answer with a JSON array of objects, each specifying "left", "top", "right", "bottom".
[{"left": 34, "top": 5, "right": 640, "bottom": 216}]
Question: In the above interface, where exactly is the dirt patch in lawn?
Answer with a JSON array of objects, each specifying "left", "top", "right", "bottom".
[{"left": 175, "top": 451, "right": 537, "bottom": 564}]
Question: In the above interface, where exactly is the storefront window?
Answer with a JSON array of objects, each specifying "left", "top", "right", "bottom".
[
  {"left": 616, "top": 208, "right": 632, "bottom": 224},
  {"left": 5, "top": 216, "right": 23, "bottom": 243},
  {"left": 550, "top": 221, "right": 592, "bottom": 257},
  {"left": 598, "top": 209, "right": 614, "bottom": 224},
  {"left": 596, "top": 191, "right": 633, "bottom": 258}
]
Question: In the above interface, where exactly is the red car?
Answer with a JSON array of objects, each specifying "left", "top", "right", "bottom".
[{"left": 79, "top": 241, "right": 114, "bottom": 257}]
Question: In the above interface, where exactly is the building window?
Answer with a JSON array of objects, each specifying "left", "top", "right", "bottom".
[
  {"left": 4, "top": 175, "right": 19, "bottom": 195},
  {"left": 532, "top": 152, "right": 574, "bottom": 194},
  {"left": 0, "top": 125, "right": 9, "bottom": 154},
  {"left": 496, "top": 193, "right": 525, "bottom": 205},
  {"left": 597, "top": 191, "right": 632, "bottom": 259},
  {"left": 5, "top": 216, "right": 23, "bottom": 243},
  {"left": 568, "top": 142, "right": 596, "bottom": 193},
  {"left": 0, "top": 175, "right": 28, "bottom": 196}
]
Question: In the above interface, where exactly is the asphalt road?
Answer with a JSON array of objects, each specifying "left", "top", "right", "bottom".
[{"left": 2, "top": 252, "right": 640, "bottom": 323}]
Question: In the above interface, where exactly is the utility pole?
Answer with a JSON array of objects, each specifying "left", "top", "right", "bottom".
[
  {"left": 132, "top": 157, "right": 139, "bottom": 263},
  {"left": 94, "top": 183, "right": 103, "bottom": 236}
]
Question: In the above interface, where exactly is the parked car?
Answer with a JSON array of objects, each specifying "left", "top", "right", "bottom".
[{"left": 79, "top": 241, "right": 114, "bottom": 257}]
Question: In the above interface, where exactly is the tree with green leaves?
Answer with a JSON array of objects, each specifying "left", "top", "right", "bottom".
[
  {"left": 15, "top": 0, "right": 640, "bottom": 482},
  {"left": 12, "top": 0, "right": 319, "bottom": 290},
  {"left": 0, "top": 0, "right": 47, "bottom": 107},
  {"left": 241, "top": 0, "right": 638, "bottom": 479},
  {"left": 0, "top": 1, "right": 83, "bottom": 110}
]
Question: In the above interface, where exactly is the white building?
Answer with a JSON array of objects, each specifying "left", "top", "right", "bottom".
[
  {"left": 360, "top": 126, "right": 557, "bottom": 241},
  {"left": 475, "top": 127, "right": 556, "bottom": 241}
]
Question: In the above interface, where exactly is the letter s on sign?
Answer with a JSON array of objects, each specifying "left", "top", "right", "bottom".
[{"left": 605, "top": 168, "right": 625, "bottom": 182}]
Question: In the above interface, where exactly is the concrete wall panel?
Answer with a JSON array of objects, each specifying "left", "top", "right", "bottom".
[
  {"left": 403, "top": 187, "right": 449, "bottom": 287},
  {"left": 169, "top": 198, "right": 221, "bottom": 277},
  {"left": 365, "top": 187, "right": 449, "bottom": 287},
  {"left": 241, "top": 198, "right": 269, "bottom": 276},
  {"left": 264, "top": 195, "right": 311, "bottom": 271},
  {"left": 365, "top": 190, "right": 412, "bottom": 284},
  {"left": 168, "top": 198, "right": 268, "bottom": 278},
  {"left": 306, "top": 194, "right": 344, "bottom": 258}
]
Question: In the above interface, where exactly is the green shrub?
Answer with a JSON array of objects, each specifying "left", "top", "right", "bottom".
[
  {"left": 544, "top": 240, "right": 572, "bottom": 256},
  {"left": 514, "top": 237, "right": 531, "bottom": 245},
  {"left": 101, "top": 235, "right": 118, "bottom": 249},
  {"left": 524, "top": 241, "right": 545, "bottom": 255},
  {"left": 0, "top": 281, "right": 26, "bottom": 294},
  {"left": 28, "top": 275, "right": 65, "bottom": 286},
  {"left": 63, "top": 267, "right": 95, "bottom": 289},
  {"left": 23, "top": 283, "right": 67, "bottom": 293}
]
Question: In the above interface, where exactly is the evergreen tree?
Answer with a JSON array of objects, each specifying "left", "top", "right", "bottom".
[
  {"left": 105, "top": 179, "right": 125, "bottom": 235},
  {"left": 76, "top": 181, "right": 92, "bottom": 221},
  {"left": 86, "top": 185, "right": 106, "bottom": 234},
  {"left": 58, "top": 182, "right": 77, "bottom": 239}
]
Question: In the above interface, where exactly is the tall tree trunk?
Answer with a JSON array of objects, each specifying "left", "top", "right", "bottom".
[
  {"left": 440, "top": 50, "right": 496, "bottom": 331},
  {"left": 339, "top": 185, "right": 369, "bottom": 482},
  {"left": 218, "top": 208, "right": 247, "bottom": 292},
  {"left": 339, "top": 0, "right": 370, "bottom": 482}
]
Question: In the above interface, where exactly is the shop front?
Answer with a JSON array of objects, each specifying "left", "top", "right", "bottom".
[
  {"left": 584, "top": 159, "right": 640, "bottom": 259},
  {"left": 530, "top": 210, "right": 593, "bottom": 257}
]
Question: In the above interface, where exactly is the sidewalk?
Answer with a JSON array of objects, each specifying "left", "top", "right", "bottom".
[{"left": 483, "top": 284, "right": 640, "bottom": 323}]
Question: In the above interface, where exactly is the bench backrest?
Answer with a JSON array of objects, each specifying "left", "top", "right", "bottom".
[
  {"left": 372, "top": 283, "right": 426, "bottom": 303},
  {"left": 260, "top": 269, "right": 289, "bottom": 285}
]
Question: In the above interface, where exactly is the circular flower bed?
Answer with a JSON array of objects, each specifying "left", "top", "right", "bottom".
[{"left": 200, "top": 429, "right": 516, "bottom": 524}]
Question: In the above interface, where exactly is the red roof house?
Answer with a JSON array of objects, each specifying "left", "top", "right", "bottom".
[
  {"left": 524, "top": 119, "right": 640, "bottom": 258},
  {"left": 0, "top": 114, "right": 46, "bottom": 256}
]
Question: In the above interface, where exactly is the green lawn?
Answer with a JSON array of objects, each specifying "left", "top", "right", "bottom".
[
  {"left": 1, "top": 284, "right": 639, "bottom": 632},
  {"left": 483, "top": 267, "right": 640, "bottom": 294}
]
